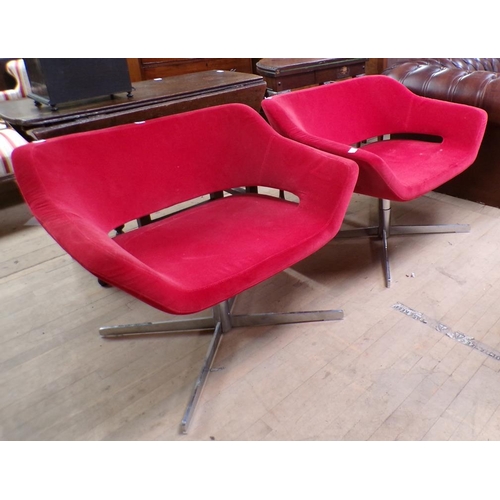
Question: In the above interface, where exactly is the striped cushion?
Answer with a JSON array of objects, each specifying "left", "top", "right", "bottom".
[
  {"left": 0, "top": 128, "right": 28, "bottom": 175},
  {"left": 0, "top": 59, "right": 31, "bottom": 101}
]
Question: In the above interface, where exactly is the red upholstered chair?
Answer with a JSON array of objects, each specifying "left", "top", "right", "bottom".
[
  {"left": 12, "top": 103, "right": 358, "bottom": 433},
  {"left": 261, "top": 75, "right": 488, "bottom": 287}
]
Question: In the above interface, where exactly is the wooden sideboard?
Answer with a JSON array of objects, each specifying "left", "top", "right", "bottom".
[
  {"left": 0, "top": 70, "right": 266, "bottom": 141},
  {"left": 126, "top": 58, "right": 257, "bottom": 82},
  {"left": 256, "top": 58, "right": 368, "bottom": 95}
]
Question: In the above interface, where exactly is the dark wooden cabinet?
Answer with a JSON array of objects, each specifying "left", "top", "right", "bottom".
[
  {"left": 127, "top": 58, "right": 255, "bottom": 82},
  {"left": 0, "top": 71, "right": 266, "bottom": 141},
  {"left": 256, "top": 58, "right": 368, "bottom": 94},
  {"left": 365, "top": 58, "right": 388, "bottom": 75},
  {"left": 126, "top": 58, "right": 383, "bottom": 83}
]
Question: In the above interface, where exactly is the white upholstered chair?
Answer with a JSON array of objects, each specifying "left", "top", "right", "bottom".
[
  {"left": 0, "top": 59, "right": 30, "bottom": 182},
  {"left": 0, "top": 59, "right": 31, "bottom": 102}
]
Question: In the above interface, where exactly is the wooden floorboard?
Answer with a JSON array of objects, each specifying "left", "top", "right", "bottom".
[{"left": 3, "top": 191, "right": 500, "bottom": 441}]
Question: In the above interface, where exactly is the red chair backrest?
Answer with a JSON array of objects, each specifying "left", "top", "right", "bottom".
[{"left": 13, "top": 103, "right": 302, "bottom": 232}]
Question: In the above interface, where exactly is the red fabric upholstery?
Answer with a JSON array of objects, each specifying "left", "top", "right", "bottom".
[
  {"left": 12, "top": 103, "right": 358, "bottom": 315},
  {"left": 261, "top": 75, "right": 488, "bottom": 202}
]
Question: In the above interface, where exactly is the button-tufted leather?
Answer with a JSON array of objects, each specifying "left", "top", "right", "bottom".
[{"left": 383, "top": 58, "right": 500, "bottom": 126}]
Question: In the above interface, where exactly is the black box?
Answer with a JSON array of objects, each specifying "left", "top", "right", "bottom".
[{"left": 24, "top": 58, "right": 133, "bottom": 109}]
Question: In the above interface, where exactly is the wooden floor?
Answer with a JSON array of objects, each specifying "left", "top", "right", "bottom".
[{"left": 3, "top": 189, "right": 500, "bottom": 441}]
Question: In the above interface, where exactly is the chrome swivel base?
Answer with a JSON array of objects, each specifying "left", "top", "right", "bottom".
[
  {"left": 99, "top": 298, "right": 343, "bottom": 434},
  {"left": 336, "top": 198, "right": 470, "bottom": 288}
]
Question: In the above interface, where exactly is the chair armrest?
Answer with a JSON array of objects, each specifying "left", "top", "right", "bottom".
[{"left": 398, "top": 93, "right": 488, "bottom": 159}]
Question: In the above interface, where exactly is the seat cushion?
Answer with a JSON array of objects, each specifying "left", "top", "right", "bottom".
[
  {"left": 114, "top": 193, "right": 331, "bottom": 313},
  {"left": 359, "top": 138, "right": 469, "bottom": 201}
]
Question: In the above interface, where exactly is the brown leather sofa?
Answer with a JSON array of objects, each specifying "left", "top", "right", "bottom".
[{"left": 383, "top": 58, "right": 500, "bottom": 208}]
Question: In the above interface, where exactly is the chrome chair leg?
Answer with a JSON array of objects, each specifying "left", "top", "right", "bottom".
[
  {"left": 181, "top": 321, "right": 224, "bottom": 434},
  {"left": 381, "top": 227, "right": 391, "bottom": 287},
  {"left": 99, "top": 316, "right": 216, "bottom": 337},
  {"left": 98, "top": 298, "right": 343, "bottom": 433},
  {"left": 231, "top": 309, "right": 343, "bottom": 327},
  {"left": 380, "top": 199, "right": 392, "bottom": 288},
  {"left": 389, "top": 223, "right": 470, "bottom": 235}
]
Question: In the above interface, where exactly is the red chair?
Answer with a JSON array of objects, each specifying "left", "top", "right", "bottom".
[
  {"left": 12, "top": 103, "right": 358, "bottom": 433},
  {"left": 261, "top": 75, "right": 488, "bottom": 287}
]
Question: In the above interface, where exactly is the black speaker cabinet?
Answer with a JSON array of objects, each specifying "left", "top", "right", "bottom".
[{"left": 24, "top": 58, "right": 133, "bottom": 109}]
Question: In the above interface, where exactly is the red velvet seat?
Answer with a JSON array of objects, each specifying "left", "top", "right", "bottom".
[
  {"left": 262, "top": 75, "right": 488, "bottom": 287},
  {"left": 12, "top": 103, "right": 358, "bottom": 432}
]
